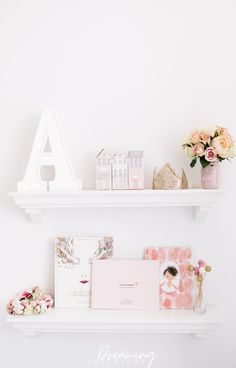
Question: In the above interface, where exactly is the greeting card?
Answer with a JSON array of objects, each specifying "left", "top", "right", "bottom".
[
  {"left": 92, "top": 260, "right": 159, "bottom": 310},
  {"left": 145, "top": 247, "right": 194, "bottom": 309},
  {"left": 55, "top": 236, "right": 113, "bottom": 308}
]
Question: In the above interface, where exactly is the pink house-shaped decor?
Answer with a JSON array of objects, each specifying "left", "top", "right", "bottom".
[
  {"left": 112, "top": 151, "right": 128, "bottom": 190},
  {"left": 96, "top": 149, "right": 112, "bottom": 190},
  {"left": 128, "top": 151, "right": 144, "bottom": 189}
]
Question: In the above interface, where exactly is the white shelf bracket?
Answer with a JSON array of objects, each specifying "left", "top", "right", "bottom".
[
  {"left": 25, "top": 208, "right": 44, "bottom": 224},
  {"left": 194, "top": 205, "right": 211, "bottom": 221}
]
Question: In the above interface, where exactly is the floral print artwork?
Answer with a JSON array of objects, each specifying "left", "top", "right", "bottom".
[
  {"left": 145, "top": 247, "right": 194, "bottom": 309},
  {"left": 55, "top": 236, "right": 113, "bottom": 308}
]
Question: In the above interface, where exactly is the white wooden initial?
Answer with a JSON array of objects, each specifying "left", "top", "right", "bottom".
[{"left": 17, "top": 110, "right": 82, "bottom": 191}]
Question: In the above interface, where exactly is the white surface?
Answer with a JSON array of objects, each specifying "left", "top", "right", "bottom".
[
  {"left": 9, "top": 189, "right": 223, "bottom": 222},
  {"left": 6, "top": 306, "right": 220, "bottom": 338},
  {"left": 1, "top": 1, "right": 236, "bottom": 368}
]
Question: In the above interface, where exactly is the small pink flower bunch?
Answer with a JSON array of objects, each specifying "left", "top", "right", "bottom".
[
  {"left": 7, "top": 286, "right": 53, "bottom": 316},
  {"left": 188, "top": 260, "right": 212, "bottom": 283},
  {"left": 183, "top": 126, "right": 235, "bottom": 168}
]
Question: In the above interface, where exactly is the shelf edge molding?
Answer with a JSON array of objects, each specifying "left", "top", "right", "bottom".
[
  {"left": 6, "top": 307, "right": 221, "bottom": 338},
  {"left": 9, "top": 189, "right": 224, "bottom": 223}
]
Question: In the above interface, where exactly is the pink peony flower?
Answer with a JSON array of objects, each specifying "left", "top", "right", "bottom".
[
  {"left": 205, "top": 147, "right": 218, "bottom": 162},
  {"left": 22, "top": 291, "right": 31, "bottom": 299},
  {"left": 192, "top": 143, "right": 205, "bottom": 157}
]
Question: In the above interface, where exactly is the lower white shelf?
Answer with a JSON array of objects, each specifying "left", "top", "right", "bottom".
[{"left": 6, "top": 306, "right": 220, "bottom": 338}]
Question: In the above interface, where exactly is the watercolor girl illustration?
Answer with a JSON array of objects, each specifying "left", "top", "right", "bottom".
[{"left": 160, "top": 265, "right": 179, "bottom": 293}]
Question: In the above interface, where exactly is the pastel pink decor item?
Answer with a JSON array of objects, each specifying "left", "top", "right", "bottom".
[
  {"left": 201, "top": 162, "right": 221, "bottom": 189},
  {"left": 145, "top": 247, "right": 194, "bottom": 310},
  {"left": 7, "top": 286, "right": 53, "bottom": 315},
  {"left": 96, "top": 149, "right": 112, "bottom": 190},
  {"left": 128, "top": 151, "right": 144, "bottom": 189},
  {"left": 92, "top": 259, "right": 159, "bottom": 310},
  {"left": 183, "top": 126, "right": 235, "bottom": 188},
  {"left": 112, "top": 151, "right": 129, "bottom": 190}
]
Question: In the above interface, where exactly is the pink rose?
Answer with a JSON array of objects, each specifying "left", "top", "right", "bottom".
[
  {"left": 192, "top": 143, "right": 205, "bottom": 157},
  {"left": 22, "top": 291, "right": 31, "bottom": 299},
  {"left": 205, "top": 147, "right": 217, "bottom": 162}
]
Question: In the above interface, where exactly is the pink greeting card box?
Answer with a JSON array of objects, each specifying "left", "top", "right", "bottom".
[{"left": 92, "top": 260, "right": 159, "bottom": 310}]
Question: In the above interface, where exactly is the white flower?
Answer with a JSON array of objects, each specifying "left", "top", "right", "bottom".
[
  {"left": 12, "top": 300, "right": 24, "bottom": 315},
  {"left": 23, "top": 304, "right": 34, "bottom": 315},
  {"left": 183, "top": 145, "right": 194, "bottom": 159},
  {"left": 39, "top": 301, "right": 47, "bottom": 313},
  {"left": 212, "top": 136, "right": 231, "bottom": 158}
]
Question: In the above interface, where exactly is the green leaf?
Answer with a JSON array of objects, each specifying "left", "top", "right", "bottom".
[
  {"left": 200, "top": 157, "right": 210, "bottom": 168},
  {"left": 190, "top": 158, "right": 197, "bottom": 168}
]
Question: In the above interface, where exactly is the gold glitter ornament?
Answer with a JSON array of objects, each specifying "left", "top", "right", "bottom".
[
  {"left": 205, "top": 265, "right": 212, "bottom": 272},
  {"left": 153, "top": 163, "right": 188, "bottom": 190}
]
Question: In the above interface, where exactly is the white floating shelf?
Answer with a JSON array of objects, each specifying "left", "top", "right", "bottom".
[
  {"left": 9, "top": 189, "right": 223, "bottom": 223},
  {"left": 6, "top": 306, "right": 220, "bottom": 338}
]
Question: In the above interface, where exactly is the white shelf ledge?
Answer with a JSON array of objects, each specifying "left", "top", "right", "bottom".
[
  {"left": 6, "top": 306, "right": 220, "bottom": 338},
  {"left": 9, "top": 189, "right": 223, "bottom": 223}
]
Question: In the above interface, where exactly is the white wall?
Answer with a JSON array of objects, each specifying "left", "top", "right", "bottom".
[{"left": 0, "top": 1, "right": 236, "bottom": 367}]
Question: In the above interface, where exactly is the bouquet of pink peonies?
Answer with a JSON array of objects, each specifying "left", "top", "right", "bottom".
[
  {"left": 7, "top": 286, "right": 53, "bottom": 316},
  {"left": 183, "top": 126, "right": 235, "bottom": 168}
]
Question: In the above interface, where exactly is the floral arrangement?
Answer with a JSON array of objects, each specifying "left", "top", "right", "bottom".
[
  {"left": 183, "top": 126, "right": 235, "bottom": 168},
  {"left": 7, "top": 286, "right": 53, "bottom": 316},
  {"left": 188, "top": 260, "right": 212, "bottom": 313}
]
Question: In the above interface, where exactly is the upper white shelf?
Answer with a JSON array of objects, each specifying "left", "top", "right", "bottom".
[
  {"left": 9, "top": 189, "right": 224, "bottom": 223},
  {"left": 6, "top": 306, "right": 220, "bottom": 338}
]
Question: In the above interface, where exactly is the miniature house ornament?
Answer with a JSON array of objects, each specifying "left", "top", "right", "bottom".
[
  {"left": 128, "top": 151, "right": 144, "bottom": 189},
  {"left": 96, "top": 149, "right": 112, "bottom": 190},
  {"left": 17, "top": 110, "right": 82, "bottom": 191},
  {"left": 112, "top": 151, "right": 129, "bottom": 190}
]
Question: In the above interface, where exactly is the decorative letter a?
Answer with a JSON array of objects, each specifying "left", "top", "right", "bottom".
[{"left": 17, "top": 110, "right": 82, "bottom": 191}]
